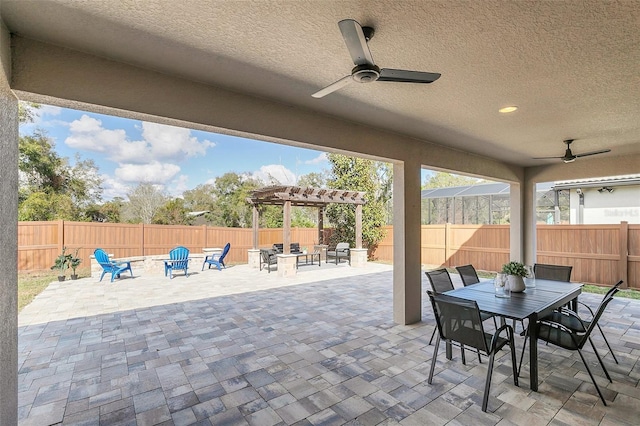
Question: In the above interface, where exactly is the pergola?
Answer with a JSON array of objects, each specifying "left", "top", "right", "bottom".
[{"left": 246, "top": 185, "right": 367, "bottom": 254}]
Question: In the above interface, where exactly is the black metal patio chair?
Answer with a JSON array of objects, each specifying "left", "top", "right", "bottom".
[
  {"left": 530, "top": 283, "right": 621, "bottom": 406},
  {"left": 427, "top": 291, "right": 518, "bottom": 412},
  {"left": 456, "top": 264, "right": 480, "bottom": 286}
]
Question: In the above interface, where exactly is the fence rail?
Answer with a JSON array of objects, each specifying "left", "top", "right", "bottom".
[{"left": 18, "top": 221, "right": 638, "bottom": 288}]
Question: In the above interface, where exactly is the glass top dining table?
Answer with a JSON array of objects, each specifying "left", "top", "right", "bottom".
[{"left": 445, "top": 279, "right": 582, "bottom": 391}]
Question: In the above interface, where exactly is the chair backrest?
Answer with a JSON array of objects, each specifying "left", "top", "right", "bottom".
[
  {"left": 425, "top": 269, "right": 455, "bottom": 293},
  {"left": 427, "top": 291, "right": 489, "bottom": 353},
  {"left": 219, "top": 242, "right": 231, "bottom": 260},
  {"left": 290, "top": 243, "right": 301, "bottom": 253},
  {"left": 576, "top": 284, "right": 621, "bottom": 348},
  {"left": 456, "top": 264, "right": 480, "bottom": 286},
  {"left": 169, "top": 246, "right": 190, "bottom": 266},
  {"left": 273, "top": 243, "right": 284, "bottom": 253},
  {"left": 603, "top": 280, "right": 624, "bottom": 300},
  {"left": 533, "top": 263, "right": 572, "bottom": 282},
  {"left": 94, "top": 248, "right": 111, "bottom": 266},
  {"left": 336, "top": 242, "right": 350, "bottom": 251},
  {"left": 260, "top": 249, "right": 276, "bottom": 264}
]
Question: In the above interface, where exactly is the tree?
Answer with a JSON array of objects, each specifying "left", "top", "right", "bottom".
[
  {"left": 122, "top": 183, "right": 167, "bottom": 224},
  {"left": 325, "top": 154, "right": 389, "bottom": 257},
  {"left": 154, "top": 198, "right": 193, "bottom": 225},
  {"left": 422, "top": 171, "right": 481, "bottom": 189},
  {"left": 18, "top": 108, "right": 103, "bottom": 221},
  {"left": 19, "top": 102, "right": 40, "bottom": 124},
  {"left": 183, "top": 184, "right": 216, "bottom": 212},
  {"left": 208, "top": 172, "right": 261, "bottom": 227}
]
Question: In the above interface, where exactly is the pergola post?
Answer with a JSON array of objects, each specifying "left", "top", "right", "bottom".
[
  {"left": 318, "top": 207, "right": 324, "bottom": 244},
  {"left": 252, "top": 204, "right": 259, "bottom": 249},
  {"left": 355, "top": 204, "right": 363, "bottom": 249},
  {"left": 247, "top": 203, "right": 262, "bottom": 268},
  {"left": 283, "top": 200, "right": 291, "bottom": 254}
]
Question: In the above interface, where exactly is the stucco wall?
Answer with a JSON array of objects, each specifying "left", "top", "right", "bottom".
[{"left": 0, "top": 18, "right": 18, "bottom": 426}]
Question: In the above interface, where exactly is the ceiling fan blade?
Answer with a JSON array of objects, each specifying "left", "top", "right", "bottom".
[
  {"left": 532, "top": 156, "right": 564, "bottom": 160},
  {"left": 574, "top": 149, "right": 611, "bottom": 158},
  {"left": 338, "top": 19, "right": 375, "bottom": 66},
  {"left": 378, "top": 68, "right": 441, "bottom": 83},
  {"left": 311, "top": 75, "right": 353, "bottom": 98}
]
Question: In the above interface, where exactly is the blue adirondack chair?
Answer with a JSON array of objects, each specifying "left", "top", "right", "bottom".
[
  {"left": 164, "top": 246, "right": 190, "bottom": 279},
  {"left": 202, "top": 242, "right": 230, "bottom": 271},
  {"left": 94, "top": 248, "right": 133, "bottom": 282}
]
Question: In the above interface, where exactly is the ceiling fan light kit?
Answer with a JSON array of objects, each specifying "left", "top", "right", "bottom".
[{"left": 312, "top": 19, "right": 441, "bottom": 98}]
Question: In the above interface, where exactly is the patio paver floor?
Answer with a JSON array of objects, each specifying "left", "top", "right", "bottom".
[{"left": 17, "top": 263, "right": 640, "bottom": 425}]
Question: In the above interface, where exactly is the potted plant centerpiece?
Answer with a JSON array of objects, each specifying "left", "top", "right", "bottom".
[
  {"left": 69, "top": 248, "right": 82, "bottom": 280},
  {"left": 51, "top": 246, "right": 71, "bottom": 282},
  {"left": 501, "top": 261, "right": 527, "bottom": 292}
]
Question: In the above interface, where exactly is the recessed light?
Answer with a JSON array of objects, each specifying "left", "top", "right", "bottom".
[{"left": 499, "top": 106, "right": 518, "bottom": 114}]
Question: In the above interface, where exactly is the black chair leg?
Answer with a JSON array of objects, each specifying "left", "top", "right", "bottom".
[
  {"left": 597, "top": 323, "right": 619, "bottom": 364},
  {"left": 508, "top": 329, "right": 519, "bottom": 386},
  {"left": 588, "top": 337, "right": 612, "bottom": 382},
  {"left": 429, "top": 327, "right": 436, "bottom": 345},
  {"left": 428, "top": 335, "right": 440, "bottom": 384},
  {"left": 577, "top": 348, "right": 607, "bottom": 406},
  {"left": 518, "top": 327, "right": 528, "bottom": 377},
  {"left": 482, "top": 352, "right": 495, "bottom": 412}
]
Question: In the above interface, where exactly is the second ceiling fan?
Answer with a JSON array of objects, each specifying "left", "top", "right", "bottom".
[
  {"left": 312, "top": 19, "right": 441, "bottom": 98},
  {"left": 533, "top": 139, "right": 611, "bottom": 163}
]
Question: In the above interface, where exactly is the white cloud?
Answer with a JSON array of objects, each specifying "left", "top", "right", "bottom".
[
  {"left": 169, "top": 175, "right": 190, "bottom": 197},
  {"left": 65, "top": 116, "right": 215, "bottom": 164},
  {"left": 115, "top": 162, "right": 181, "bottom": 184},
  {"left": 252, "top": 164, "right": 296, "bottom": 185},
  {"left": 304, "top": 152, "right": 328, "bottom": 165},
  {"left": 101, "top": 175, "right": 132, "bottom": 200}
]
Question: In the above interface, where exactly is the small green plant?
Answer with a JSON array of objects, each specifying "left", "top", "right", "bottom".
[
  {"left": 69, "top": 248, "right": 82, "bottom": 278},
  {"left": 502, "top": 261, "right": 527, "bottom": 277},
  {"left": 51, "top": 246, "right": 71, "bottom": 278}
]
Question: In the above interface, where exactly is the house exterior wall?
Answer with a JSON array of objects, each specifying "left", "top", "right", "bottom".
[{"left": 569, "top": 186, "right": 640, "bottom": 224}]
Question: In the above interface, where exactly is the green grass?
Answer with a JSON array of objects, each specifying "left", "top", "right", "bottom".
[{"left": 18, "top": 269, "right": 91, "bottom": 312}]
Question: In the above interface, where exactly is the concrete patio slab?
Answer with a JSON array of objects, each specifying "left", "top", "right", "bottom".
[{"left": 17, "top": 263, "right": 640, "bottom": 425}]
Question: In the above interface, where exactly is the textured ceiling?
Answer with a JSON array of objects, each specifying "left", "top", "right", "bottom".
[{"left": 2, "top": 0, "right": 639, "bottom": 167}]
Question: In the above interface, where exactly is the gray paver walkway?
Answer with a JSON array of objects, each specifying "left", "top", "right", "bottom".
[{"left": 17, "top": 263, "right": 640, "bottom": 425}]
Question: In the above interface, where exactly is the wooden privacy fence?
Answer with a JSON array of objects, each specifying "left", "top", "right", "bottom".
[
  {"left": 18, "top": 221, "right": 639, "bottom": 288},
  {"left": 375, "top": 222, "right": 638, "bottom": 289},
  {"left": 18, "top": 221, "right": 321, "bottom": 273}
]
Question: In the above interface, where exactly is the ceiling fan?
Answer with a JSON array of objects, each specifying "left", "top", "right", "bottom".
[
  {"left": 312, "top": 19, "right": 441, "bottom": 98},
  {"left": 533, "top": 139, "right": 611, "bottom": 163}
]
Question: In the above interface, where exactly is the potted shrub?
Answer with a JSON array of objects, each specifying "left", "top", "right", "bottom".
[
  {"left": 51, "top": 247, "right": 71, "bottom": 282},
  {"left": 501, "top": 261, "right": 527, "bottom": 292},
  {"left": 69, "top": 248, "right": 82, "bottom": 280}
]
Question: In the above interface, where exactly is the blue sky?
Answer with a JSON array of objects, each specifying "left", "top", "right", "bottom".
[{"left": 20, "top": 104, "right": 336, "bottom": 200}]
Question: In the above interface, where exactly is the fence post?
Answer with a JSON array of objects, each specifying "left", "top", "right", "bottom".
[
  {"left": 620, "top": 221, "right": 629, "bottom": 289},
  {"left": 444, "top": 223, "right": 451, "bottom": 267},
  {"left": 139, "top": 223, "right": 144, "bottom": 256},
  {"left": 58, "top": 220, "right": 64, "bottom": 253},
  {"left": 202, "top": 225, "right": 207, "bottom": 250}
]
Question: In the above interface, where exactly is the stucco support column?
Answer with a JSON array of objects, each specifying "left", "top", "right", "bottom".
[
  {"left": 0, "top": 20, "right": 19, "bottom": 425},
  {"left": 392, "top": 160, "right": 422, "bottom": 325},
  {"left": 509, "top": 181, "right": 528, "bottom": 263},
  {"left": 523, "top": 180, "right": 537, "bottom": 265}
]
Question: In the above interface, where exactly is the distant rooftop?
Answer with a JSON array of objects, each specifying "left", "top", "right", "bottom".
[{"left": 421, "top": 175, "right": 640, "bottom": 199}]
